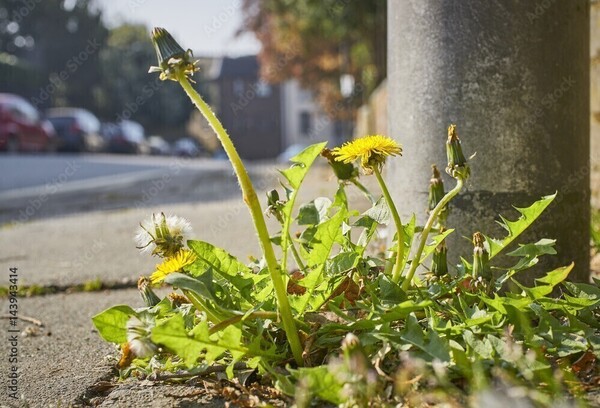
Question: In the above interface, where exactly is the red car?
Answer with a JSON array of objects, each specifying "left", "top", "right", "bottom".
[{"left": 0, "top": 93, "right": 56, "bottom": 152}]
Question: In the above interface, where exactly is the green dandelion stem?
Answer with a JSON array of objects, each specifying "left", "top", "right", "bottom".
[
  {"left": 175, "top": 71, "right": 304, "bottom": 366},
  {"left": 373, "top": 167, "right": 405, "bottom": 283},
  {"left": 288, "top": 233, "right": 306, "bottom": 272},
  {"left": 401, "top": 177, "right": 464, "bottom": 291}
]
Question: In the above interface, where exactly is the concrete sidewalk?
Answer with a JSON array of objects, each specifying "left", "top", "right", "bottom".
[{"left": 0, "top": 163, "right": 376, "bottom": 407}]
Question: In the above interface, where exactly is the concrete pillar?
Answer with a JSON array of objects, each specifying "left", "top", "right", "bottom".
[{"left": 387, "top": 1, "right": 590, "bottom": 283}]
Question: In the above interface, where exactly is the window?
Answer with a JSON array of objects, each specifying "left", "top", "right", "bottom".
[
  {"left": 233, "top": 79, "right": 244, "bottom": 97},
  {"left": 300, "top": 111, "right": 311, "bottom": 136},
  {"left": 255, "top": 80, "right": 272, "bottom": 98}
]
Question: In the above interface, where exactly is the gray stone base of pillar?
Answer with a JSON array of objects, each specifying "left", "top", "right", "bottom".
[{"left": 387, "top": 0, "right": 590, "bottom": 284}]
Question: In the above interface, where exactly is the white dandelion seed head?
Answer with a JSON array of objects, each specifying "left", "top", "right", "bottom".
[
  {"left": 128, "top": 338, "right": 156, "bottom": 358},
  {"left": 164, "top": 214, "right": 192, "bottom": 240},
  {"left": 126, "top": 316, "right": 156, "bottom": 358},
  {"left": 134, "top": 214, "right": 161, "bottom": 253}
]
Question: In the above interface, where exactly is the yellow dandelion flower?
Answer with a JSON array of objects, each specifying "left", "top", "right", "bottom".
[
  {"left": 332, "top": 135, "right": 402, "bottom": 172},
  {"left": 150, "top": 249, "right": 197, "bottom": 284}
]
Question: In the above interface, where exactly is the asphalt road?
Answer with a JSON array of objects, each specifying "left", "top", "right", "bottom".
[{"left": 0, "top": 153, "right": 275, "bottom": 224}]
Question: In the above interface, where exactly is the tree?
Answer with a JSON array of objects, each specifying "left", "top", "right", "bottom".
[
  {"left": 0, "top": 0, "right": 108, "bottom": 110},
  {"left": 241, "top": 0, "right": 386, "bottom": 119}
]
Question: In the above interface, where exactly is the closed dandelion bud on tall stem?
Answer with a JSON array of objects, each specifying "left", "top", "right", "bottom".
[
  {"left": 472, "top": 232, "right": 491, "bottom": 280},
  {"left": 149, "top": 27, "right": 304, "bottom": 365},
  {"left": 431, "top": 231, "right": 448, "bottom": 278},
  {"left": 445, "top": 124, "right": 470, "bottom": 179},
  {"left": 428, "top": 165, "right": 447, "bottom": 226}
]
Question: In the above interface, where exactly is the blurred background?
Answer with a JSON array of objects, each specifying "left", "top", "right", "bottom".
[
  {"left": 0, "top": 0, "right": 597, "bottom": 220},
  {"left": 0, "top": 0, "right": 386, "bottom": 160}
]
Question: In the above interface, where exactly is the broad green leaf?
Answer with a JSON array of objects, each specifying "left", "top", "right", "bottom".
[
  {"left": 511, "top": 279, "right": 554, "bottom": 300},
  {"left": 164, "top": 273, "right": 234, "bottom": 321},
  {"left": 307, "top": 208, "right": 347, "bottom": 268},
  {"left": 294, "top": 208, "right": 348, "bottom": 313},
  {"left": 507, "top": 239, "right": 556, "bottom": 257},
  {"left": 463, "top": 330, "right": 493, "bottom": 359},
  {"left": 151, "top": 314, "right": 254, "bottom": 367},
  {"left": 535, "top": 263, "right": 574, "bottom": 287},
  {"left": 187, "top": 240, "right": 259, "bottom": 302},
  {"left": 92, "top": 305, "right": 136, "bottom": 344},
  {"left": 279, "top": 142, "right": 327, "bottom": 189},
  {"left": 363, "top": 197, "right": 390, "bottom": 225},
  {"left": 419, "top": 228, "right": 454, "bottom": 264},
  {"left": 289, "top": 366, "right": 343, "bottom": 404},
  {"left": 401, "top": 314, "right": 424, "bottom": 346},
  {"left": 379, "top": 300, "right": 433, "bottom": 323},
  {"left": 328, "top": 252, "right": 359, "bottom": 275},
  {"left": 485, "top": 193, "right": 556, "bottom": 259},
  {"left": 280, "top": 142, "right": 328, "bottom": 272},
  {"left": 297, "top": 197, "right": 332, "bottom": 225},
  {"left": 563, "top": 281, "right": 600, "bottom": 301}
]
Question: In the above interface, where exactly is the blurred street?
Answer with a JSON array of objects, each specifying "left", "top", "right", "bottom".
[{"left": 0, "top": 154, "right": 267, "bottom": 224}]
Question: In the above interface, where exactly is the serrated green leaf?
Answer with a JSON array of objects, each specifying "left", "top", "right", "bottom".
[
  {"left": 485, "top": 193, "right": 556, "bottom": 259},
  {"left": 507, "top": 239, "right": 556, "bottom": 257},
  {"left": 328, "top": 252, "right": 359, "bottom": 275},
  {"left": 289, "top": 366, "right": 343, "bottom": 404},
  {"left": 419, "top": 228, "right": 454, "bottom": 264},
  {"left": 297, "top": 197, "right": 332, "bottom": 225},
  {"left": 92, "top": 305, "right": 136, "bottom": 344},
  {"left": 279, "top": 142, "right": 327, "bottom": 189},
  {"left": 187, "top": 240, "right": 259, "bottom": 302},
  {"left": 535, "top": 263, "right": 574, "bottom": 287},
  {"left": 280, "top": 143, "right": 328, "bottom": 273},
  {"left": 401, "top": 314, "right": 425, "bottom": 346},
  {"left": 151, "top": 314, "right": 257, "bottom": 368},
  {"left": 363, "top": 197, "right": 391, "bottom": 225},
  {"left": 463, "top": 330, "right": 494, "bottom": 359}
]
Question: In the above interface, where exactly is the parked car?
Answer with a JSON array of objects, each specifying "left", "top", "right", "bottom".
[
  {"left": 173, "top": 137, "right": 201, "bottom": 158},
  {"left": 46, "top": 108, "right": 104, "bottom": 152},
  {"left": 0, "top": 93, "right": 57, "bottom": 152},
  {"left": 147, "top": 135, "right": 171, "bottom": 156},
  {"left": 105, "top": 120, "right": 148, "bottom": 154}
]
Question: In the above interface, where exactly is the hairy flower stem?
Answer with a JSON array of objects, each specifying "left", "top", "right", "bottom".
[
  {"left": 176, "top": 72, "right": 304, "bottom": 366},
  {"left": 401, "top": 177, "right": 464, "bottom": 291},
  {"left": 373, "top": 167, "right": 405, "bottom": 283}
]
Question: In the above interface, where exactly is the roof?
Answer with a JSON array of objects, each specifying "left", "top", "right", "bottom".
[{"left": 214, "top": 55, "right": 259, "bottom": 79}]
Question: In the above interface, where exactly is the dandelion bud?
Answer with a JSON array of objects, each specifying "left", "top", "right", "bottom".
[
  {"left": 428, "top": 165, "right": 448, "bottom": 226},
  {"left": 472, "top": 232, "right": 491, "bottom": 280},
  {"left": 431, "top": 236, "right": 448, "bottom": 278},
  {"left": 341, "top": 333, "right": 370, "bottom": 374},
  {"left": 149, "top": 27, "right": 199, "bottom": 81},
  {"left": 137, "top": 276, "right": 161, "bottom": 307},
  {"left": 321, "top": 148, "right": 357, "bottom": 181},
  {"left": 266, "top": 189, "right": 280, "bottom": 208},
  {"left": 445, "top": 124, "right": 470, "bottom": 179}
]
